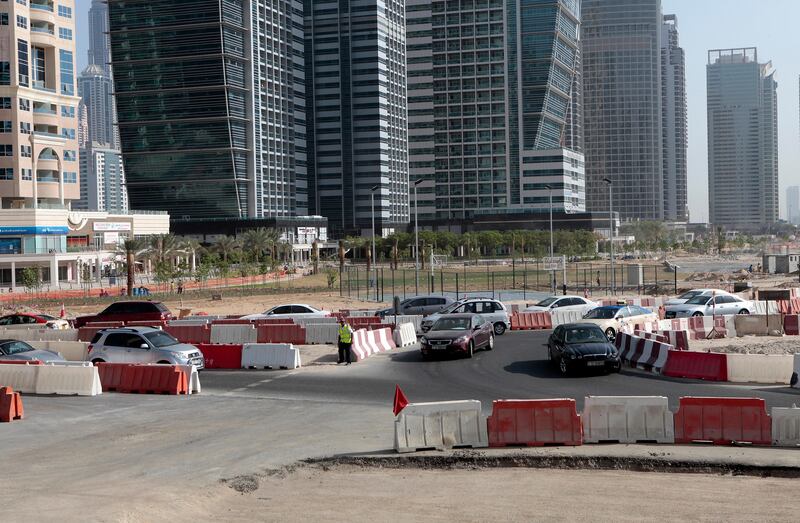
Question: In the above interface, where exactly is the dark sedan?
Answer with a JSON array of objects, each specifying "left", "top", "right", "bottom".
[
  {"left": 546, "top": 323, "right": 621, "bottom": 375},
  {"left": 419, "top": 313, "right": 494, "bottom": 359}
]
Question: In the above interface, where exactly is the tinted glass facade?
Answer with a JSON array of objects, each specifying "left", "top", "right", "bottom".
[{"left": 660, "top": 15, "right": 687, "bottom": 222}]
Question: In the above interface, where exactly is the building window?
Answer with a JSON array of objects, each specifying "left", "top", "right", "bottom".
[
  {"left": 0, "top": 62, "right": 9, "bottom": 86},
  {"left": 58, "top": 27, "right": 72, "bottom": 40},
  {"left": 16, "top": 0, "right": 26, "bottom": 5},
  {"left": 17, "top": 39, "right": 28, "bottom": 87},
  {"left": 19, "top": 98, "right": 29, "bottom": 111},
  {"left": 63, "top": 149, "right": 76, "bottom": 161},
  {"left": 15, "top": 15, "right": 26, "bottom": 29},
  {"left": 63, "top": 171, "right": 76, "bottom": 183},
  {"left": 0, "top": 145, "right": 13, "bottom": 156},
  {"left": 21, "top": 168, "right": 32, "bottom": 180},
  {"left": 61, "top": 105, "right": 74, "bottom": 118},
  {"left": 0, "top": 168, "right": 12, "bottom": 180},
  {"left": 57, "top": 5, "right": 71, "bottom": 18},
  {"left": 19, "top": 122, "right": 30, "bottom": 134},
  {"left": 61, "top": 128, "right": 75, "bottom": 140},
  {"left": 59, "top": 49, "right": 73, "bottom": 95},
  {"left": 32, "top": 47, "right": 45, "bottom": 87},
  {"left": 0, "top": 13, "right": 8, "bottom": 25},
  {"left": 0, "top": 121, "right": 11, "bottom": 133},
  {"left": 0, "top": 97, "right": 9, "bottom": 109},
  {"left": 20, "top": 145, "right": 31, "bottom": 158}
]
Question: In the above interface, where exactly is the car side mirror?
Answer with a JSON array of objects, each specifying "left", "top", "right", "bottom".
[
  {"left": 473, "top": 325, "right": 481, "bottom": 331},
  {"left": 140, "top": 344, "right": 150, "bottom": 350}
]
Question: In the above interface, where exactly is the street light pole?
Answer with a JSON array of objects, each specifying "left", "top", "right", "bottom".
[
  {"left": 545, "top": 184, "right": 555, "bottom": 294},
  {"left": 413, "top": 179, "right": 423, "bottom": 295},
  {"left": 370, "top": 185, "right": 378, "bottom": 291},
  {"left": 603, "top": 178, "right": 614, "bottom": 294}
]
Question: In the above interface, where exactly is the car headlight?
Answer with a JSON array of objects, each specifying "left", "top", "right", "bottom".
[
  {"left": 568, "top": 352, "right": 577, "bottom": 360},
  {"left": 454, "top": 335, "right": 469, "bottom": 344},
  {"left": 419, "top": 336, "right": 428, "bottom": 345}
]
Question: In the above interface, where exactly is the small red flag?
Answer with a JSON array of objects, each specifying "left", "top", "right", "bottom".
[
  {"left": 59, "top": 304, "right": 66, "bottom": 319},
  {"left": 393, "top": 385, "right": 409, "bottom": 416}
]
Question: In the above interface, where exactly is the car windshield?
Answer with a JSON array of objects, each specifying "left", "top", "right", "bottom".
[
  {"left": 439, "top": 302, "right": 461, "bottom": 314},
  {"left": 685, "top": 296, "right": 711, "bottom": 305},
  {"left": 678, "top": 291, "right": 702, "bottom": 300},
  {"left": 38, "top": 314, "right": 58, "bottom": 321},
  {"left": 583, "top": 308, "right": 617, "bottom": 319},
  {"left": 3, "top": 342, "right": 33, "bottom": 355},
  {"left": 565, "top": 327, "right": 607, "bottom": 344},
  {"left": 143, "top": 331, "right": 179, "bottom": 348},
  {"left": 535, "top": 297, "right": 558, "bottom": 307},
  {"left": 432, "top": 317, "right": 471, "bottom": 331}
]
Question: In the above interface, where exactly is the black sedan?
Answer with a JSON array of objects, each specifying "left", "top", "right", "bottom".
[{"left": 546, "top": 323, "right": 621, "bottom": 375}]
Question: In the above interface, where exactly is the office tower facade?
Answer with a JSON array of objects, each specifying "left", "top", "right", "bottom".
[
  {"left": 582, "top": 0, "right": 664, "bottom": 221},
  {"left": 304, "top": 0, "right": 408, "bottom": 236},
  {"left": 405, "top": 0, "right": 585, "bottom": 221},
  {"left": 76, "top": 145, "right": 127, "bottom": 213},
  {"left": 707, "top": 48, "right": 778, "bottom": 229},
  {"left": 661, "top": 14, "right": 687, "bottom": 222},
  {"left": 787, "top": 186, "right": 800, "bottom": 225},
  {"left": 108, "top": 0, "right": 306, "bottom": 221},
  {"left": 0, "top": 0, "right": 80, "bottom": 209}
]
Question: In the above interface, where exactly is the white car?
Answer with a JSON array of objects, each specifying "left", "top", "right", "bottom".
[
  {"left": 241, "top": 304, "right": 330, "bottom": 320},
  {"left": 664, "top": 294, "right": 752, "bottom": 318},
  {"left": 664, "top": 288, "right": 731, "bottom": 307},
  {"left": 421, "top": 298, "right": 510, "bottom": 336},
  {"left": 580, "top": 305, "right": 659, "bottom": 341},
  {"left": 525, "top": 295, "right": 598, "bottom": 314}
]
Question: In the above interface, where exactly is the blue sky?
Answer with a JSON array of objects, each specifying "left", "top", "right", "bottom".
[{"left": 75, "top": 0, "right": 800, "bottom": 223}]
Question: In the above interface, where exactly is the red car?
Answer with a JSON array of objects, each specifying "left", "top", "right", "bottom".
[
  {"left": 0, "top": 313, "right": 70, "bottom": 329},
  {"left": 74, "top": 301, "right": 172, "bottom": 328},
  {"left": 419, "top": 313, "right": 494, "bottom": 359}
]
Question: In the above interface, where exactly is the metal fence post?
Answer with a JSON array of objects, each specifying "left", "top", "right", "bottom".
[
  {"left": 403, "top": 269, "right": 407, "bottom": 300},
  {"left": 491, "top": 272, "right": 495, "bottom": 299},
  {"left": 455, "top": 272, "right": 460, "bottom": 300},
  {"left": 523, "top": 270, "right": 527, "bottom": 300},
  {"left": 440, "top": 269, "right": 444, "bottom": 296}
]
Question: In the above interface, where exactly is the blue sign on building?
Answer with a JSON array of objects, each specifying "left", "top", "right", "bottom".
[{"left": 0, "top": 226, "right": 69, "bottom": 235}]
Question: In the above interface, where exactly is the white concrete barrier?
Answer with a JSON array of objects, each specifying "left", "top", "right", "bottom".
[
  {"left": 0, "top": 328, "right": 79, "bottom": 341},
  {"left": 45, "top": 361, "right": 93, "bottom": 367},
  {"left": 34, "top": 364, "right": 102, "bottom": 396},
  {"left": 348, "top": 310, "right": 380, "bottom": 317},
  {"left": 293, "top": 317, "right": 338, "bottom": 327},
  {"left": 734, "top": 314, "right": 783, "bottom": 336},
  {"left": 210, "top": 324, "right": 258, "bottom": 344},
  {"left": 242, "top": 343, "right": 301, "bottom": 369},
  {"left": 27, "top": 341, "right": 89, "bottom": 361},
  {"left": 550, "top": 309, "right": 584, "bottom": 327},
  {"left": 582, "top": 396, "right": 674, "bottom": 444},
  {"left": 384, "top": 315, "right": 424, "bottom": 333},
  {"left": 792, "top": 354, "right": 799, "bottom": 389},
  {"left": 772, "top": 407, "right": 800, "bottom": 447},
  {"left": 726, "top": 354, "right": 794, "bottom": 384},
  {"left": 0, "top": 364, "right": 38, "bottom": 392},
  {"left": 305, "top": 323, "right": 339, "bottom": 344},
  {"left": 393, "top": 322, "right": 417, "bottom": 348},
  {"left": 394, "top": 400, "right": 488, "bottom": 453},
  {"left": 752, "top": 301, "right": 779, "bottom": 315}
]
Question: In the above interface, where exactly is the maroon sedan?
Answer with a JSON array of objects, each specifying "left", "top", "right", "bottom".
[
  {"left": 419, "top": 313, "right": 494, "bottom": 359},
  {"left": 74, "top": 301, "right": 172, "bottom": 328}
]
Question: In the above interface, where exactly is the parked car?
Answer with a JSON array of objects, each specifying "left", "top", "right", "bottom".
[
  {"left": 74, "top": 301, "right": 172, "bottom": 328},
  {"left": 0, "top": 313, "right": 70, "bottom": 329},
  {"left": 546, "top": 323, "right": 621, "bottom": 375},
  {"left": 419, "top": 314, "right": 494, "bottom": 359},
  {"left": 663, "top": 288, "right": 731, "bottom": 307},
  {"left": 0, "top": 339, "right": 65, "bottom": 363},
  {"left": 240, "top": 304, "right": 330, "bottom": 320},
  {"left": 525, "top": 295, "right": 597, "bottom": 314},
  {"left": 376, "top": 295, "right": 454, "bottom": 318},
  {"left": 580, "top": 305, "right": 658, "bottom": 341},
  {"left": 421, "top": 298, "right": 510, "bottom": 335},
  {"left": 664, "top": 294, "right": 752, "bottom": 318},
  {"left": 88, "top": 327, "right": 204, "bottom": 369}
]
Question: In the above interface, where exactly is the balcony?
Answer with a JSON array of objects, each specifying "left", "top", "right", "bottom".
[
  {"left": 32, "top": 81, "right": 56, "bottom": 94},
  {"left": 33, "top": 103, "right": 57, "bottom": 115},
  {"left": 36, "top": 170, "right": 60, "bottom": 183},
  {"left": 30, "top": 0, "right": 54, "bottom": 12}
]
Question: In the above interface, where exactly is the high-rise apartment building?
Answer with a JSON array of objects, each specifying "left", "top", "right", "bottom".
[
  {"left": 78, "top": 65, "right": 116, "bottom": 148},
  {"left": 108, "top": 0, "right": 307, "bottom": 221},
  {"left": 0, "top": 0, "right": 80, "bottom": 209},
  {"left": 406, "top": 0, "right": 585, "bottom": 222},
  {"left": 75, "top": 145, "right": 127, "bottom": 213},
  {"left": 582, "top": 0, "right": 664, "bottom": 221},
  {"left": 87, "top": 0, "right": 111, "bottom": 75},
  {"left": 304, "top": 0, "right": 408, "bottom": 236},
  {"left": 707, "top": 48, "right": 778, "bottom": 229},
  {"left": 661, "top": 14, "right": 687, "bottom": 222},
  {"left": 787, "top": 186, "right": 800, "bottom": 225}
]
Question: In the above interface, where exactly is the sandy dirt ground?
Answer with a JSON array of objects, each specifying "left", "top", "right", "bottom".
[
  {"left": 690, "top": 335, "right": 800, "bottom": 355},
  {"left": 87, "top": 465, "right": 800, "bottom": 523}
]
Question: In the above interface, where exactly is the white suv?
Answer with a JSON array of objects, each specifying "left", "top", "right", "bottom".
[
  {"left": 421, "top": 298, "right": 510, "bottom": 335},
  {"left": 88, "top": 327, "right": 205, "bottom": 369}
]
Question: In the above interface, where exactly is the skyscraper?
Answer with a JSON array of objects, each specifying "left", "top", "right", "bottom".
[
  {"left": 76, "top": 145, "right": 128, "bottom": 213},
  {"left": 787, "top": 186, "right": 800, "bottom": 225},
  {"left": 406, "top": 0, "right": 585, "bottom": 222},
  {"left": 78, "top": 65, "right": 116, "bottom": 148},
  {"left": 108, "top": 0, "right": 307, "bottom": 221},
  {"left": 87, "top": 0, "right": 112, "bottom": 75},
  {"left": 0, "top": 0, "right": 80, "bottom": 209},
  {"left": 661, "top": 14, "right": 688, "bottom": 222},
  {"left": 304, "top": 0, "right": 408, "bottom": 237},
  {"left": 707, "top": 48, "right": 778, "bottom": 229},
  {"left": 582, "top": 0, "right": 664, "bottom": 221}
]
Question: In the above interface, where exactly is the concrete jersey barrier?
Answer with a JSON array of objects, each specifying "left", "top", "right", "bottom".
[
  {"left": 394, "top": 400, "right": 488, "bottom": 453},
  {"left": 771, "top": 406, "right": 800, "bottom": 447},
  {"left": 582, "top": 396, "right": 674, "bottom": 444},
  {"left": 242, "top": 344, "right": 301, "bottom": 369},
  {"left": 351, "top": 327, "right": 396, "bottom": 361},
  {"left": 394, "top": 322, "right": 417, "bottom": 348},
  {"left": 305, "top": 323, "right": 340, "bottom": 344},
  {"left": 210, "top": 324, "right": 258, "bottom": 345},
  {"left": 27, "top": 340, "right": 89, "bottom": 362},
  {"left": 0, "top": 328, "right": 80, "bottom": 342},
  {"left": 726, "top": 353, "right": 794, "bottom": 384},
  {"left": 0, "top": 364, "right": 101, "bottom": 395},
  {"left": 733, "top": 314, "right": 783, "bottom": 337},
  {"left": 0, "top": 364, "right": 38, "bottom": 392},
  {"left": 550, "top": 309, "right": 584, "bottom": 327}
]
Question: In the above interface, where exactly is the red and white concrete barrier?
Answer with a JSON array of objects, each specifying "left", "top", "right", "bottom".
[
  {"left": 614, "top": 333, "right": 672, "bottom": 373},
  {"left": 351, "top": 327, "right": 396, "bottom": 362}
]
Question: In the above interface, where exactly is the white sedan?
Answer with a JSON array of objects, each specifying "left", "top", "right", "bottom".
[
  {"left": 664, "top": 294, "right": 752, "bottom": 318},
  {"left": 580, "top": 305, "right": 659, "bottom": 341},
  {"left": 525, "top": 295, "right": 598, "bottom": 314},
  {"left": 241, "top": 304, "right": 330, "bottom": 320}
]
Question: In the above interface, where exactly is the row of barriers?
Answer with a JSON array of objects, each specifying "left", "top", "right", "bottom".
[
  {"left": 394, "top": 396, "right": 800, "bottom": 452},
  {"left": 195, "top": 343, "right": 301, "bottom": 370}
]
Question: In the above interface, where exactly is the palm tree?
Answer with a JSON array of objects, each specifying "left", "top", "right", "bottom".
[
  {"left": 121, "top": 238, "right": 145, "bottom": 296},
  {"left": 180, "top": 238, "right": 204, "bottom": 272},
  {"left": 212, "top": 236, "right": 240, "bottom": 263},
  {"left": 148, "top": 234, "right": 180, "bottom": 266},
  {"left": 338, "top": 240, "right": 346, "bottom": 273},
  {"left": 241, "top": 228, "right": 271, "bottom": 264},
  {"left": 312, "top": 239, "right": 319, "bottom": 274}
]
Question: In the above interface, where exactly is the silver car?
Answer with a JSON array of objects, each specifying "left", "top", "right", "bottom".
[
  {"left": 377, "top": 295, "right": 455, "bottom": 318},
  {"left": 0, "top": 339, "right": 65, "bottom": 363},
  {"left": 664, "top": 294, "right": 752, "bottom": 318},
  {"left": 421, "top": 298, "right": 510, "bottom": 335},
  {"left": 88, "top": 327, "right": 205, "bottom": 369}
]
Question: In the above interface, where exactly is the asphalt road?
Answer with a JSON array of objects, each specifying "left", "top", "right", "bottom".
[{"left": 201, "top": 330, "right": 800, "bottom": 410}]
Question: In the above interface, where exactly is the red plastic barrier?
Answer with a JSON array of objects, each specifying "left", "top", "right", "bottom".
[
  {"left": 84, "top": 321, "right": 125, "bottom": 328},
  {"left": 662, "top": 350, "right": 727, "bottom": 381},
  {"left": 777, "top": 300, "right": 791, "bottom": 315},
  {"left": 164, "top": 324, "right": 211, "bottom": 344},
  {"left": 196, "top": 344, "right": 243, "bottom": 369},
  {"left": 347, "top": 317, "right": 383, "bottom": 327},
  {"left": 673, "top": 397, "right": 771, "bottom": 445},
  {"left": 256, "top": 324, "right": 306, "bottom": 344},
  {"left": 210, "top": 319, "right": 255, "bottom": 325},
  {"left": 95, "top": 363, "right": 128, "bottom": 391},
  {"left": 125, "top": 320, "right": 168, "bottom": 328},
  {"left": 784, "top": 315, "right": 800, "bottom": 336},
  {"left": 252, "top": 319, "right": 296, "bottom": 326},
  {"left": 96, "top": 363, "right": 187, "bottom": 394},
  {"left": 0, "top": 359, "right": 42, "bottom": 365},
  {"left": 0, "top": 386, "right": 23, "bottom": 422},
  {"left": 511, "top": 312, "right": 552, "bottom": 331},
  {"left": 487, "top": 399, "right": 582, "bottom": 447}
]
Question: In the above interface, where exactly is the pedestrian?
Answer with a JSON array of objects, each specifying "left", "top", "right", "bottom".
[
  {"left": 596, "top": 271, "right": 601, "bottom": 288},
  {"left": 337, "top": 318, "right": 354, "bottom": 365},
  {"left": 177, "top": 282, "right": 184, "bottom": 294}
]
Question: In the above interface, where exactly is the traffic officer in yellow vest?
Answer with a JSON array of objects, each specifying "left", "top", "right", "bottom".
[{"left": 337, "top": 318, "right": 354, "bottom": 365}]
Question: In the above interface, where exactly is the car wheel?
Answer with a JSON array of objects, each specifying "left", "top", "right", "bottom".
[
  {"left": 493, "top": 322, "right": 506, "bottom": 336},
  {"left": 559, "top": 357, "right": 569, "bottom": 375},
  {"left": 738, "top": 309, "right": 750, "bottom": 315},
  {"left": 467, "top": 341, "right": 474, "bottom": 359},
  {"left": 604, "top": 328, "right": 615, "bottom": 341},
  {"left": 157, "top": 360, "right": 171, "bottom": 365},
  {"left": 91, "top": 358, "right": 105, "bottom": 364},
  {"left": 485, "top": 334, "right": 494, "bottom": 351},
  {"left": 692, "top": 312, "right": 703, "bottom": 317}
]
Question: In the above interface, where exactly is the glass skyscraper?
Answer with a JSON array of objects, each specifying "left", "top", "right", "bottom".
[{"left": 661, "top": 15, "right": 687, "bottom": 222}]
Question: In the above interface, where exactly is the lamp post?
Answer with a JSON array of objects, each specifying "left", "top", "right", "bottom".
[
  {"left": 413, "top": 179, "right": 423, "bottom": 295},
  {"left": 603, "top": 178, "right": 614, "bottom": 294},
  {"left": 545, "top": 184, "right": 555, "bottom": 294},
  {"left": 370, "top": 185, "right": 378, "bottom": 290}
]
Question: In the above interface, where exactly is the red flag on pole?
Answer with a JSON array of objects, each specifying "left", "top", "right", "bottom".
[
  {"left": 393, "top": 385, "right": 409, "bottom": 416},
  {"left": 59, "top": 304, "right": 66, "bottom": 319}
]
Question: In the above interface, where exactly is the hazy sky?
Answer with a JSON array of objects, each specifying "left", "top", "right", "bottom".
[{"left": 75, "top": 0, "right": 800, "bottom": 224}]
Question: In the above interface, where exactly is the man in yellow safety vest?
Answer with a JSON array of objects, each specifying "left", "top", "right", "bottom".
[{"left": 337, "top": 318, "right": 354, "bottom": 365}]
